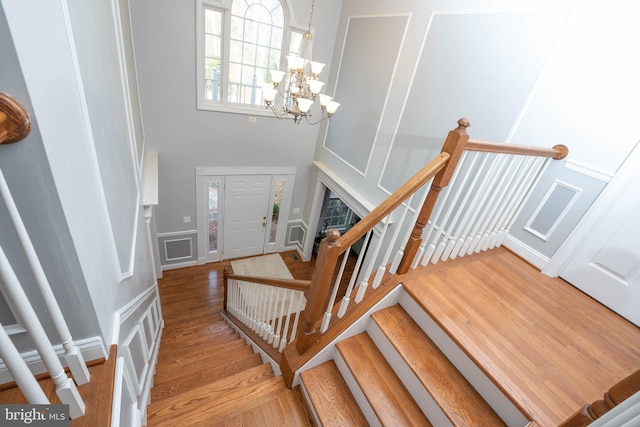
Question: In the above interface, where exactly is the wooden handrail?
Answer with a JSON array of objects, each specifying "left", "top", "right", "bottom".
[
  {"left": 466, "top": 139, "right": 569, "bottom": 160},
  {"left": 224, "top": 273, "right": 311, "bottom": 292},
  {"left": 336, "top": 153, "right": 451, "bottom": 250},
  {"left": 282, "top": 118, "right": 570, "bottom": 363},
  {"left": 0, "top": 93, "right": 31, "bottom": 145}
]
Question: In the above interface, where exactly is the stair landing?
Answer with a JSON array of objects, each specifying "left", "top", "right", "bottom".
[{"left": 402, "top": 247, "right": 640, "bottom": 427}]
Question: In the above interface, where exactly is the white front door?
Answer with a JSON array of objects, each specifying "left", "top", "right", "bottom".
[
  {"left": 556, "top": 145, "right": 640, "bottom": 327},
  {"left": 223, "top": 175, "right": 272, "bottom": 259}
]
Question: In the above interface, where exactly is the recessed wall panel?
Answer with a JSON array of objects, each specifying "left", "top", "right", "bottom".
[
  {"left": 380, "top": 11, "right": 565, "bottom": 192},
  {"left": 324, "top": 15, "right": 408, "bottom": 174}
]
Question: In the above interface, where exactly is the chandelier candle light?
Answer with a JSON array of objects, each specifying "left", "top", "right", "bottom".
[{"left": 262, "top": 0, "right": 340, "bottom": 124}]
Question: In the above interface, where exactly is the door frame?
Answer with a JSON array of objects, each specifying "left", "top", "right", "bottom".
[
  {"left": 543, "top": 141, "right": 640, "bottom": 277},
  {"left": 195, "top": 166, "right": 296, "bottom": 264}
]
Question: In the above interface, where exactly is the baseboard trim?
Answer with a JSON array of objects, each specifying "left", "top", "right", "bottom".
[
  {"left": 502, "top": 235, "right": 550, "bottom": 271},
  {"left": 0, "top": 336, "right": 107, "bottom": 384},
  {"left": 161, "top": 260, "right": 198, "bottom": 271}
]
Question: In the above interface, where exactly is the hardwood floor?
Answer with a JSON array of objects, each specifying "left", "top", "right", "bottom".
[
  {"left": 146, "top": 251, "right": 316, "bottom": 426},
  {"left": 147, "top": 248, "right": 640, "bottom": 426},
  {"left": 402, "top": 247, "right": 640, "bottom": 426}
]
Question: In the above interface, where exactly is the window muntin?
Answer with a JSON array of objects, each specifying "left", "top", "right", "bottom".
[
  {"left": 204, "top": 8, "right": 223, "bottom": 102},
  {"left": 199, "top": 0, "right": 290, "bottom": 112}
]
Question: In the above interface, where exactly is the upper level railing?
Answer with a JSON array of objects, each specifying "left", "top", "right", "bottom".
[
  {"left": 294, "top": 118, "right": 567, "bottom": 355},
  {"left": 222, "top": 118, "right": 568, "bottom": 374}
]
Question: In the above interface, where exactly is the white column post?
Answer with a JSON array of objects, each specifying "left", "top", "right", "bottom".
[
  {"left": 0, "top": 320, "right": 49, "bottom": 404},
  {"left": 0, "top": 245, "right": 85, "bottom": 419},
  {"left": 0, "top": 170, "right": 90, "bottom": 384}
]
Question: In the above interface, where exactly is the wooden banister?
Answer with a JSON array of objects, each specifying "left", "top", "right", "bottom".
[
  {"left": 397, "top": 118, "right": 471, "bottom": 274},
  {"left": 223, "top": 273, "right": 311, "bottom": 292},
  {"left": 222, "top": 267, "right": 310, "bottom": 313},
  {"left": 466, "top": 139, "right": 569, "bottom": 160},
  {"left": 336, "top": 153, "right": 451, "bottom": 250},
  {"left": 0, "top": 93, "right": 30, "bottom": 145},
  {"left": 279, "top": 118, "right": 570, "bottom": 366}
]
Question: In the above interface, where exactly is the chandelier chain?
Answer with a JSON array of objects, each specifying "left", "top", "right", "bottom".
[{"left": 307, "top": 0, "right": 315, "bottom": 33}]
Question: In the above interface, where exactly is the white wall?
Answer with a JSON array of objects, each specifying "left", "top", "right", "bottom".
[
  {"left": 2, "top": 0, "right": 157, "bottom": 346},
  {"left": 311, "top": 0, "right": 640, "bottom": 263}
]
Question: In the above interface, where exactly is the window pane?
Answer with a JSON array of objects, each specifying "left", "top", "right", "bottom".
[
  {"left": 208, "top": 181, "right": 220, "bottom": 252},
  {"left": 229, "top": 39, "right": 243, "bottom": 63},
  {"left": 269, "top": 180, "right": 284, "bottom": 244},
  {"left": 205, "top": 58, "right": 220, "bottom": 101},
  {"left": 205, "top": 8, "right": 222, "bottom": 35},
  {"left": 227, "top": 0, "right": 284, "bottom": 105},
  {"left": 205, "top": 34, "right": 221, "bottom": 58},
  {"left": 271, "top": 27, "right": 283, "bottom": 48},
  {"left": 289, "top": 31, "right": 303, "bottom": 56},
  {"left": 255, "top": 46, "right": 270, "bottom": 69}
]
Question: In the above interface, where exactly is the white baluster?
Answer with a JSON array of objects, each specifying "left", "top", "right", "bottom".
[
  {"left": 0, "top": 319, "right": 49, "bottom": 404},
  {"left": 466, "top": 155, "right": 510, "bottom": 254},
  {"left": 288, "top": 293, "right": 305, "bottom": 342},
  {"left": 449, "top": 153, "right": 491, "bottom": 259},
  {"left": 481, "top": 156, "right": 530, "bottom": 251},
  {"left": 0, "top": 245, "right": 84, "bottom": 418},
  {"left": 321, "top": 250, "right": 349, "bottom": 332},
  {"left": 338, "top": 230, "right": 371, "bottom": 317},
  {"left": 265, "top": 286, "right": 276, "bottom": 341},
  {"left": 419, "top": 166, "right": 463, "bottom": 266},
  {"left": 496, "top": 157, "right": 550, "bottom": 247},
  {"left": 273, "top": 288, "right": 287, "bottom": 348},
  {"left": 278, "top": 291, "right": 297, "bottom": 352},
  {"left": 355, "top": 218, "right": 390, "bottom": 303},
  {"left": 0, "top": 170, "right": 90, "bottom": 384},
  {"left": 381, "top": 195, "right": 414, "bottom": 277}
]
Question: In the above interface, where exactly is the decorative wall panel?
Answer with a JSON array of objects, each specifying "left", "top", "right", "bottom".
[
  {"left": 380, "top": 11, "right": 565, "bottom": 192},
  {"left": 324, "top": 14, "right": 409, "bottom": 175}
]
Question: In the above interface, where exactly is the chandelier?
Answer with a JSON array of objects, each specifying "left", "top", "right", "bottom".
[{"left": 262, "top": 0, "right": 340, "bottom": 124}]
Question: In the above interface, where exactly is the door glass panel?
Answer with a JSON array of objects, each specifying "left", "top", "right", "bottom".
[
  {"left": 208, "top": 181, "right": 220, "bottom": 252},
  {"left": 269, "top": 180, "right": 284, "bottom": 244}
]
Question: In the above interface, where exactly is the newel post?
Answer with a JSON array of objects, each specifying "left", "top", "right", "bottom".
[
  {"left": 296, "top": 229, "right": 342, "bottom": 353},
  {"left": 397, "top": 118, "right": 471, "bottom": 274},
  {"left": 223, "top": 267, "right": 230, "bottom": 312}
]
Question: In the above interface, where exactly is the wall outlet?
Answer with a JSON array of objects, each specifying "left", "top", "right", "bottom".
[
  {"left": 248, "top": 116, "right": 257, "bottom": 123},
  {"left": 292, "top": 207, "right": 300, "bottom": 214},
  {"left": 183, "top": 216, "right": 191, "bottom": 223}
]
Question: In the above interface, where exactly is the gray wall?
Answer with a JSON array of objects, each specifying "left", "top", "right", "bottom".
[
  {"left": 129, "top": 0, "right": 343, "bottom": 262},
  {"left": 2, "top": 0, "right": 157, "bottom": 346},
  {"left": 0, "top": 5, "right": 102, "bottom": 351}
]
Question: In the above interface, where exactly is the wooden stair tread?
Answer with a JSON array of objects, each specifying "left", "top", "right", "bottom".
[
  {"left": 372, "top": 304, "right": 506, "bottom": 426},
  {"left": 162, "top": 330, "right": 240, "bottom": 354},
  {"left": 300, "top": 360, "right": 368, "bottom": 426},
  {"left": 150, "top": 352, "right": 263, "bottom": 402},
  {"left": 155, "top": 338, "right": 251, "bottom": 376},
  {"left": 337, "top": 332, "right": 432, "bottom": 426},
  {"left": 206, "top": 386, "right": 314, "bottom": 426},
  {"left": 147, "top": 363, "right": 284, "bottom": 425}
]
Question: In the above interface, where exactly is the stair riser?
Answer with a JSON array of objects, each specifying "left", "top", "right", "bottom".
[
  {"left": 399, "top": 291, "right": 528, "bottom": 426},
  {"left": 366, "top": 318, "right": 453, "bottom": 426},
  {"left": 298, "top": 380, "right": 322, "bottom": 426},
  {"left": 333, "top": 349, "right": 383, "bottom": 427},
  {"left": 291, "top": 285, "right": 404, "bottom": 388}
]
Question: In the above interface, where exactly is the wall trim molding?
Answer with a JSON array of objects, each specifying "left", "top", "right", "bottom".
[
  {"left": 161, "top": 260, "right": 198, "bottom": 271},
  {"left": 564, "top": 158, "right": 614, "bottom": 183},
  {"left": 0, "top": 336, "right": 107, "bottom": 384},
  {"left": 502, "top": 234, "right": 550, "bottom": 271}
]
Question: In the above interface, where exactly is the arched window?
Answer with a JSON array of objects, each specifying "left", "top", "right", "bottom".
[{"left": 197, "top": 0, "right": 303, "bottom": 114}]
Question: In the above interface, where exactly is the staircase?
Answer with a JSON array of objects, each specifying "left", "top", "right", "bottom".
[
  {"left": 146, "top": 295, "right": 314, "bottom": 425},
  {"left": 299, "top": 302, "right": 512, "bottom": 426}
]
